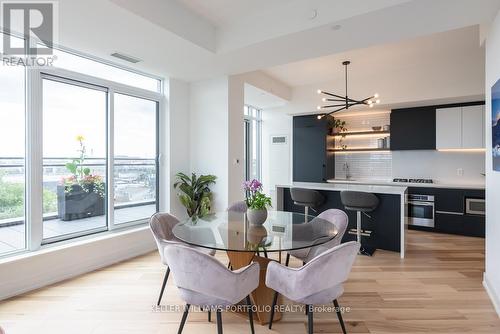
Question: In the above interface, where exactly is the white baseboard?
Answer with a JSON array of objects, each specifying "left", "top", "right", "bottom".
[
  {"left": 0, "top": 227, "right": 156, "bottom": 301},
  {"left": 483, "top": 272, "right": 500, "bottom": 317}
]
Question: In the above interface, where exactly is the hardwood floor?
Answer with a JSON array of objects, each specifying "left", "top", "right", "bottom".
[{"left": 1, "top": 230, "right": 499, "bottom": 333}]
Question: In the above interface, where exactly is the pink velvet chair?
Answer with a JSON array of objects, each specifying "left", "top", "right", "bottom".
[
  {"left": 266, "top": 241, "right": 360, "bottom": 334},
  {"left": 149, "top": 212, "right": 215, "bottom": 306}
]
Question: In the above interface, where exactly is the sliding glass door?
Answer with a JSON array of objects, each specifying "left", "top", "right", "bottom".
[
  {"left": 113, "top": 93, "right": 158, "bottom": 224},
  {"left": 42, "top": 77, "right": 108, "bottom": 241}
]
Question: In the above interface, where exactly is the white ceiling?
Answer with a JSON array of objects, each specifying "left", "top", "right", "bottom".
[
  {"left": 47, "top": 0, "right": 500, "bottom": 82},
  {"left": 263, "top": 25, "right": 484, "bottom": 87},
  {"left": 244, "top": 83, "right": 288, "bottom": 109}
]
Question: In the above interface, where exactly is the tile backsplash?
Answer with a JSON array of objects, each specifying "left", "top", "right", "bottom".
[{"left": 335, "top": 152, "right": 393, "bottom": 180}]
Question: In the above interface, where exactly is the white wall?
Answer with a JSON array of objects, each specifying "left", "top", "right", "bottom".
[
  {"left": 484, "top": 9, "right": 500, "bottom": 316},
  {"left": 189, "top": 77, "right": 229, "bottom": 212},
  {"left": 165, "top": 79, "right": 191, "bottom": 218}
]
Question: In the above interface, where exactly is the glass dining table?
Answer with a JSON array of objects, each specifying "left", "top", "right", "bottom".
[{"left": 172, "top": 210, "right": 339, "bottom": 325}]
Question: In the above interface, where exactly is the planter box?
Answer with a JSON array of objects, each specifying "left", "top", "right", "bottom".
[{"left": 57, "top": 184, "right": 105, "bottom": 221}]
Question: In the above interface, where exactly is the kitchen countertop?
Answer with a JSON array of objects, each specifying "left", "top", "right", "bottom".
[
  {"left": 326, "top": 178, "right": 485, "bottom": 190},
  {"left": 276, "top": 182, "right": 407, "bottom": 195}
]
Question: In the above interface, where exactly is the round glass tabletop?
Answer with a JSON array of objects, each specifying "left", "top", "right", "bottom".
[{"left": 172, "top": 210, "right": 339, "bottom": 252}]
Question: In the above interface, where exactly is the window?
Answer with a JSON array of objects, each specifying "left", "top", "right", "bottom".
[
  {"left": 42, "top": 77, "right": 108, "bottom": 241},
  {"left": 0, "top": 62, "right": 26, "bottom": 255},
  {"left": 113, "top": 94, "right": 158, "bottom": 224},
  {"left": 0, "top": 31, "right": 162, "bottom": 256},
  {"left": 244, "top": 105, "right": 262, "bottom": 181}
]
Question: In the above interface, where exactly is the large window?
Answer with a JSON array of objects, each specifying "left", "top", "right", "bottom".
[
  {"left": 0, "top": 32, "right": 162, "bottom": 256},
  {"left": 244, "top": 105, "right": 262, "bottom": 181},
  {"left": 0, "top": 63, "right": 25, "bottom": 255}
]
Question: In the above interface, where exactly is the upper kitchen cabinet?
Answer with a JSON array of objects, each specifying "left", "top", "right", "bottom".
[
  {"left": 436, "top": 104, "right": 485, "bottom": 150},
  {"left": 390, "top": 106, "right": 436, "bottom": 150},
  {"left": 292, "top": 115, "right": 334, "bottom": 182}
]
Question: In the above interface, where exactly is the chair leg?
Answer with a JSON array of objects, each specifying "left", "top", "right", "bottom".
[
  {"left": 333, "top": 299, "right": 347, "bottom": 334},
  {"left": 216, "top": 310, "right": 223, "bottom": 334},
  {"left": 246, "top": 295, "right": 255, "bottom": 334},
  {"left": 178, "top": 304, "right": 190, "bottom": 334},
  {"left": 268, "top": 291, "right": 279, "bottom": 329},
  {"left": 307, "top": 305, "right": 313, "bottom": 334},
  {"left": 157, "top": 267, "right": 170, "bottom": 306},
  {"left": 263, "top": 248, "right": 268, "bottom": 258},
  {"left": 285, "top": 253, "right": 290, "bottom": 267},
  {"left": 227, "top": 262, "right": 232, "bottom": 270},
  {"left": 208, "top": 310, "right": 211, "bottom": 322}
]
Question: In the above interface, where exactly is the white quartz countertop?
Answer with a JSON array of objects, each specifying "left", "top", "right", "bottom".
[
  {"left": 276, "top": 182, "right": 407, "bottom": 195},
  {"left": 325, "top": 178, "right": 485, "bottom": 190}
]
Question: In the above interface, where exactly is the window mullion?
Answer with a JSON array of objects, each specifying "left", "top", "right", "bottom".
[
  {"left": 26, "top": 68, "right": 43, "bottom": 250},
  {"left": 107, "top": 90, "right": 115, "bottom": 230}
]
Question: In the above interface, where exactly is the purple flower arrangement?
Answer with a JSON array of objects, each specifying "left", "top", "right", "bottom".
[{"left": 243, "top": 179, "right": 272, "bottom": 210}]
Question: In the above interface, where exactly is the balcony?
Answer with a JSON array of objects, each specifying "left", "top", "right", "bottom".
[{"left": 0, "top": 157, "right": 157, "bottom": 254}]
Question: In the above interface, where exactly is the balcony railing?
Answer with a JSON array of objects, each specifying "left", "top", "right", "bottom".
[{"left": 0, "top": 156, "right": 157, "bottom": 226}]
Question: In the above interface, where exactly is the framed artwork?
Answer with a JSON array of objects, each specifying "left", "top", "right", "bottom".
[{"left": 492, "top": 78, "right": 500, "bottom": 171}]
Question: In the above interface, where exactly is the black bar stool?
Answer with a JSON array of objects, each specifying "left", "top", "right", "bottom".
[
  {"left": 290, "top": 188, "right": 325, "bottom": 221},
  {"left": 340, "top": 190, "right": 379, "bottom": 256}
]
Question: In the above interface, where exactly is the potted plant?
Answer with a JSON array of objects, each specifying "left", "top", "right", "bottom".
[
  {"left": 328, "top": 117, "right": 348, "bottom": 150},
  {"left": 174, "top": 172, "right": 216, "bottom": 221},
  {"left": 244, "top": 179, "right": 272, "bottom": 225},
  {"left": 57, "top": 135, "right": 105, "bottom": 221}
]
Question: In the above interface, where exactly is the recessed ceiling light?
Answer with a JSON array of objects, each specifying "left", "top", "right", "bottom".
[
  {"left": 308, "top": 9, "right": 318, "bottom": 20},
  {"left": 331, "top": 24, "right": 342, "bottom": 31}
]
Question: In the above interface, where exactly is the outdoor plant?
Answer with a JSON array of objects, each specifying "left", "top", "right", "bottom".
[
  {"left": 243, "top": 179, "right": 272, "bottom": 210},
  {"left": 60, "top": 135, "right": 104, "bottom": 197},
  {"left": 174, "top": 172, "right": 216, "bottom": 219}
]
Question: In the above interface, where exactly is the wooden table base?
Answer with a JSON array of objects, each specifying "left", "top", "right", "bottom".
[{"left": 226, "top": 251, "right": 282, "bottom": 325}]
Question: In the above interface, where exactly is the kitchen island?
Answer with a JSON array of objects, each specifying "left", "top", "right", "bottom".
[{"left": 276, "top": 182, "right": 408, "bottom": 258}]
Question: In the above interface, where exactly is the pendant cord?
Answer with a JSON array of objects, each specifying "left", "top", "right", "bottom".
[{"left": 345, "top": 62, "right": 348, "bottom": 109}]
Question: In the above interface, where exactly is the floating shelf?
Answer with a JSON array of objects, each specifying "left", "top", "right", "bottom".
[
  {"left": 328, "top": 148, "right": 391, "bottom": 153},
  {"left": 329, "top": 130, "right": 390, "bottom": 137}
]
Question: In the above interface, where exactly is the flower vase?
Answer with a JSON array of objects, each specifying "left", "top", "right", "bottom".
[{"left": 246, "top": 208, "right": 268, "bottom": 226}]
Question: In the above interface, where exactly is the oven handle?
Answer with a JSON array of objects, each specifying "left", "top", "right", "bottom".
[
  {"left": 435, "top": 210, "right": 464, "bottom": 216},
  {"left": 407, "top": 201, "right": 435, "bottom": 206}
]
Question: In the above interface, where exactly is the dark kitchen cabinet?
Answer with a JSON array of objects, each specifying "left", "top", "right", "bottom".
[
  {"left": 293, "top": 115, "right": 334, "bottom": 182},
  {"left": 390, "top": 106, "right": 436, "bottom": 150},
  {"left": 408, "top": 187, "right": 485, "bottom": 237}
]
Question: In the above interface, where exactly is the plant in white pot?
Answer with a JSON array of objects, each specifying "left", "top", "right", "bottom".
[{"left": 243, "top": 179, "right": 272, "bottom": 225}]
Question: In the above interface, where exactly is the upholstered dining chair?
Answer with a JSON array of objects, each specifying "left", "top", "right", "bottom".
[
  {"left": 285, "top": 209, "right": 348, "bottom": 266},
  {"left": 227, "top": 200, "right": 247, "bottom": 212},
  {"left": 164, "top": 243, "right": 260, "bottom": 334},
  {"left": 149, "top": 212, "right": 216, "bottom": 306},
  {"left": 266, "top": 241, "right": 360, "bottom": 334}
]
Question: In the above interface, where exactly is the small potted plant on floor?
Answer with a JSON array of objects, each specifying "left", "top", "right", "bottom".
[
  {"left": 57, "top": 135, "right": 105, "bottom": 221},
  {"left": 244, "top": 179, "right": 272, "bottom": 225}
]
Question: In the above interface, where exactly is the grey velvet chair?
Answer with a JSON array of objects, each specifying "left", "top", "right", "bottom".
[
  {"left": 285, "top": 209, "right": 348, "bottom": 266},
  {"left": 149, "top": 212, "right": 216, "bottom": 306},
  {"left": 227, "top": 200, "right": 247, "bottom": 212},
  {"left": 266, "top": 241, "right": 360, "bottom": 334},
  {"left": 164, "top": 243, "right": 260, "bottom": 334}
]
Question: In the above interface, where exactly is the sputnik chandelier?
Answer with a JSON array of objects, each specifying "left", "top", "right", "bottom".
[{"left": 316, "top": 61, "right": 380, "bottom": 119}]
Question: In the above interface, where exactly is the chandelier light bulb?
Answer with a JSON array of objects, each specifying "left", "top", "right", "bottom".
[
  {"left": 317, "top": 115, "right": 323, "bottom": 120},
  {"left": 317, "top": 89, "right": 322, "bottom": 94},
  {"left": 317, "top": 106, "right": 321, "bottom": 110},
  {"left": 376, "top": 99, "right": 381, "bottom": 104},
  {"left": 367, "top": 100, "right": 373, "bottom": 104},
  {"left": 369, "top": 104, "right": 374, "bottom": 108},
  {"left": 322, "top": 97, "right": 327, "bottom": 102},
  {"left": 374, "top": 93, "right": 379, "bottom": 98}
]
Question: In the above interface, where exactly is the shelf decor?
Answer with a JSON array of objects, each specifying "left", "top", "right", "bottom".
[{"left": 316, "top": 61, "right": 380, "bottom": 119}]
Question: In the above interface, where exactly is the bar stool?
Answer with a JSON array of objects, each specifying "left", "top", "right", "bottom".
[
  {"left": 340, "top": 190, "right": 379, "bottom": 256},
  {"left": 290, "top": 188, "right": 325, "bottom": 221}
]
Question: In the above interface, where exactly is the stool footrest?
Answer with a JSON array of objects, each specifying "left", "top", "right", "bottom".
[{"left": 348, "top": 229, "right": 372, "bottom": 237}]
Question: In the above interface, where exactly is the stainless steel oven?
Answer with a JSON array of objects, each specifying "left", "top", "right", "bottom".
[
  {"left": 407, "top": 194, "right": 435, "bottom": 227},
  {"left": 465, "top": 198, "right": 485, "bottom": 216}
]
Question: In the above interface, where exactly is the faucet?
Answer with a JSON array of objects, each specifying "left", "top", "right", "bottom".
[{"left": 344, "top": 162, "right": 351, "bottom": 180}]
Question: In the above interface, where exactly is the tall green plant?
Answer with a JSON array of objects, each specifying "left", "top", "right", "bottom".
[{"left": 174, "top": 172, "right": 216, "bottom": 219}]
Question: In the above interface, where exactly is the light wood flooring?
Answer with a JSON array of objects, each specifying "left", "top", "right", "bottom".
[{"left": 1, "top": 230, "right": 499, "bottom": 333}]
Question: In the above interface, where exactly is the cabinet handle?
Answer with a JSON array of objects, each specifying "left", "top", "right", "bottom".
[{"left": 435, "top": 210, "right": 463, "bottom": 216}]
